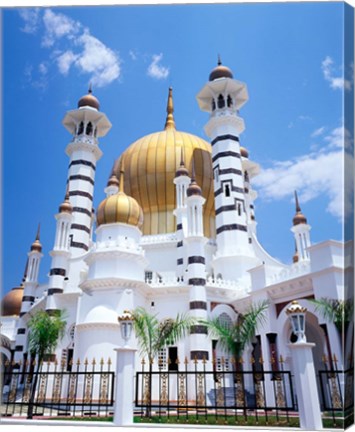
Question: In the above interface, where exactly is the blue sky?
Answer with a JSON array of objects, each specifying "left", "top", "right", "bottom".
[{"left": 2, "top": 3, "right": 354, "bottom": 295}]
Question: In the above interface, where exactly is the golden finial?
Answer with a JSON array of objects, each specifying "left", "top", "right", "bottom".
[
  {"left": 76, "top": 358, "right": 81, "bottom": 366},
  {"left": 31, "top": 223, "right": 42, "bottom": 252},
  {"left": 164, "top": 87, "right": 176, "bottom": 130},
  {"left": 217, "top": 54, "right": 222, "bottom": 65},
  {"left": 119, "top": 167, "right": 125, "bottom": 193},
  {"left": 88, "top": 82, "right": 93, "bottom": 94},
  {"left": 184, "top": 356, "right": 189, "bottom": 365},
  {"left": 293, "top": 191, "right": 307, "bottom": 225},
  {"left": 92, "top": 358, "right": 96, "bottom": 366},
  {"left": 108, "top": 358, "right": 112, "bottom": 366}
]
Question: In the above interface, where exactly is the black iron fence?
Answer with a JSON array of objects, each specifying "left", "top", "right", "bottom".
[
  {"left": 135, "top": 356, "right": 298, "bottom": 427},
  {"left": 1, "top": 358, "right": 115, "bottom": 419},
  {"left": 318, "top": 355, "right": 354, "bottom": 428}
]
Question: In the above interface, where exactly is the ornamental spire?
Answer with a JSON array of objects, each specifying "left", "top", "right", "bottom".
[
  {"left": 31, "top": 223, "right": 42, "bottom": 252},
  {"left": 164, "top": 87, "right": 176, "bottom": 130},
  {"left": 293, "top": 191, "right": 307, "bottom": 226}
]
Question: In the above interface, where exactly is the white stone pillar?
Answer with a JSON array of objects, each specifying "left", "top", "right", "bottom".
[
  {"left": 113, "top": 347, "right": 137, "bottom": 426},
  {"left": 288, "top": 342, "right": 323, "bottom": 430}
]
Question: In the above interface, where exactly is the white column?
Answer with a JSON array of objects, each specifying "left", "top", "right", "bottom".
[
  {"left": 288, "top": 342, "right": 323, "bottom": 430},
  {"left": 113, "top": 347, "right": 137, "bottom": 426}
]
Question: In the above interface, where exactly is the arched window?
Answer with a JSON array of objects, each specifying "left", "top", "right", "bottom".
[
  {"left": 237, "top": 202, "right": 241, "bottom": 216},
  {"left": 224, "top": 184, "right": 231, "bottom": 197},
  {"left": 94, "top": 127, "right": 97, "bottom": 137},
  {"left": 78, "top": 122, "right": 84, "bottom": 135},
  {"left": 217, "top": 94, "right": 225, "bottom": 109},
  {"left": 86, "top": 122, "right": 93, "bottom": 135},
  {"left": 212, "top": 99, "right": 216, "bottom": 111},
  {"left": 227, "top": 95, "right": 233, "bottom": 107},
  {"left": 217, "top": 312, "right": 233, "bottom": 330}
]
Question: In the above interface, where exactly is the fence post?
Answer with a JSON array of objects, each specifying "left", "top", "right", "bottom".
[
  {"left": 113, "top": 347, "right": 136, "bottom": 426},
  {"left": 288, "top": 342, "right": 323, "bottom": 430}
]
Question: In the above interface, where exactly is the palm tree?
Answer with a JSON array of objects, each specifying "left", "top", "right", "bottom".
[
  {"left": 309, "top": 297, "right": 353, "bottom": 353},
  {"left": 26, "top": 309, "right": 66, "bottom": 419},
  {"left": 132, "top": 307, "right": 195, "bottom": 415},
  {"left": 201, "top": 300, "right": 269, "bottom": 364}
]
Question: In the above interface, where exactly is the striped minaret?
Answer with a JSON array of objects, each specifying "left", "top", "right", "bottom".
[
  {"left": 46, "top": 188, "right": 73, "bottom": 314},
  {"left": 62, "top": 86, "right": 112, "bottom": 258},
  {"left": 185, "top": 171, "right": 210, "bottom": 361},
  {"left": 197, "top": 59, "right": 253, "bottom": 259},
  {"left": 13, "top": 260, "right": 29, "bottom": 364},
  {"left": 291, "top": 191, "right": 311, "bottom": 261},
  {"left": 13, "top": 226, "right": 43, "bottom": 362},
  {"left": 173, "top": 148, "right": 190, "bottom": 280}
]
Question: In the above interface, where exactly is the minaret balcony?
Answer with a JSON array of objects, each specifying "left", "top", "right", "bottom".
[{"left": 72, "top": 134, "right": 98, "bottom": 146}]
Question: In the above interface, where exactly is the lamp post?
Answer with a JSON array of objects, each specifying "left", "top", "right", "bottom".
[
  {"left": 286, "top": 300, "right": 323, "bottom": 430},
  {"left": 286, "top": 300, "right": 307, "bottom": 343},
  {"left": 113, "top": 310, "right": 136, "bottom": 426}
]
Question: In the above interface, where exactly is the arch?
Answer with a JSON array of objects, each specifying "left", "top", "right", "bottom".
[
  {"left": 217, "top": 94, "right": 225, "bottom": 109},
  {"left": 86, "top": 121, "right": 93, "bottom": 136},
  {"left": 0, "top": 345, "right": 11, "bottom": 361},
  {"left": 78, "top": 121, "right": 84, "bottom": 135},
  {"left": 227, "top": 95, "right": 233, "bottom": 107}
]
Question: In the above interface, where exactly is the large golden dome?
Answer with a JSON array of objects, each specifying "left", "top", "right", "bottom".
[{"left": 113, "top": 88, "right": 215, "bottom": 237}]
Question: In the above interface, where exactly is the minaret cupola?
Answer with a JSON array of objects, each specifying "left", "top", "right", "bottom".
[
  {"left": 78, "top": 84, "right": 100, "bottom": 111},
  {"left": 59, "top": 187, "right": 73, "bottom": 214},
  {"left": 209, "top": 55, "right": 234, "bottom": 81}
]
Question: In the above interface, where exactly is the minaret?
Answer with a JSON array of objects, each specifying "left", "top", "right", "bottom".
[
  {"left": 62, "top": 86, "right": 112, "bottom": 258},
  {"left": 13, "top": 226, "right": 43, "bottom": 362},
  {"left": 13, "top": 261, "right": 29, "bottom": 364},
  {"left": 197, "top": 58, "right": 257, "bottom": 279},
  {"left": 174, "top": 147, "right": 190, "bottom": 280},
  {"left": 45, "top": 188, "right": 73, "bottom": 314},
  {"left": 291, "top": 191, "right": 311, "bottom": 261},
  {"left": 185, "top": 170, "right": 210, "bottom": 361}
]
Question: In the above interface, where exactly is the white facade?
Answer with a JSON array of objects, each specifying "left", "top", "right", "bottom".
[{"left": 1, "top": 64, "right": 350, "bottom": 389}]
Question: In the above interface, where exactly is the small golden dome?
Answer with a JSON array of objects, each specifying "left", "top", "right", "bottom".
[
  {"left": 97, "top": 192, "right": 143, "bottom": 228},
  {"left": 1, "top": 285, "right": 24, "bottom": 316},
  {"left": 240, "top": 146, "right": 249, "bottom": 158},
  {"left": 113, "top": 88, "right": 214, "bottom": 237},
  {"left": 209, "top": 56, "right": 233, "bottom": 81},
  {"left": 187, "top": 179, "right": 202, "bottom": 197},
  {"left": 175, "top": 147, "right": 189, "bottom": 177},
  {"left": 78, "top": 85, "right": 100, "bottom": 110},
  {"left": 59, "top": 188, "right": 73, "bottom": 214},
  {"left": 31, "top": 224, "right": 42, "bottom": 253},
  {"left": 293, "top": 191, "right": 307, "bottom": 226},
  {"left": 107, "top": 173, "right": 120, "bottom": 188},
  {"left": 286, "top": 300, "right": 307, "bottom": 315}
]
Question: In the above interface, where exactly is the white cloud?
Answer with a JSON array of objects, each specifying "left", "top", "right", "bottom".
[
  {"left": 147, "top": 53, "right": 169, "bottom": 80},
  {"left": 42, "top": 9, "right": 81, "bottom": 47},
  {"left": 18, "top": 8, "right": 40, "bottom": 34},
  {"left": 19, "top": 9, "right": 121, "bottom": 88},
  {"left": 129, "top": 50, "right": 138, "bottom": 60},
  {"left": 56, "top": 50, "right": 78, "bottom": 75},
  {"left": 298, "top": 115, "right": 312, "bottom": 121},
  {"left": 321, "top": 56, "right": 352, "bottom": 91},
  {"left": 311, "top": 126, "right": 325, "bottom": 138},
  {"left": 253, "top": 126, "right": 353, "bottom": 221}
]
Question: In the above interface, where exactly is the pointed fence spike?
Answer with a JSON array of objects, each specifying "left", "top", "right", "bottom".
[
  {"left": 279, "top": 355, "right": 284, "bottom": 364},
  {"left": 108, "top": 358, "right": 112, "bottom": 365}
]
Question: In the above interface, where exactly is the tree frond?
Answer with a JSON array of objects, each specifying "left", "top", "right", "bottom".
[{"left": 132, "top": 307, "right": 159, "bottom": 359}]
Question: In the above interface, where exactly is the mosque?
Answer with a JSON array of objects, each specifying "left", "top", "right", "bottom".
[{"left": 1, "top": 60, "right": 348, "bottom": 382}]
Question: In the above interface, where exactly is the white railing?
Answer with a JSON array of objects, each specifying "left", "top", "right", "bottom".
[
  {"left": 268, "top": 260, "right": 311, "bottom": 284},
  {"left": 141, "top": 233, "right": 178, "bottom": 245}
]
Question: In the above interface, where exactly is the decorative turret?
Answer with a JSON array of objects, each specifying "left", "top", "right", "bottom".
[
  {"left": 62, "top": 87, "right": 112, "bottom": 259},
  {"left": 291, "top": 191, "right": 311, "bottom": 262},
  {"left": 196, "top": 59, "right": 257, "bottom": 279},
  {"left": 105, "top": 168, "right": 120, "bottom": 197},
  {"left": 30, "top": 224, "right": 42, "bottom": 253}
]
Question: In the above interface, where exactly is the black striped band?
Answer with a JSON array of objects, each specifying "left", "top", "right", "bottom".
[
  {"left": 219, "top": 168, "right": 242, "bottom": 176},
  {"left": 188, "top": 256, "right": 205, "bottom": 265},
  {"left": 215, "top": 204, "right": 238, "bottom": 215},
  {"left": 22, "top": 296, "right": 35, "bottom": 302},
  {"left": 245, "top": 188, "right": 249, "bottom": 193},
  {"left": 15, "top": 345, "right": 23, "bottom": 352},
  {"left": 49, "top": 268, "right": 66, "bottom": 277},
  {"left": 17, "top": 328, "right": 26, "bottom": 335},
  {"left": 177, "top": 241, "right": 183, "bottom": 248},
  {"left": 216, "top": 224, "right": 247, "bottom": 234},
  {"left": 212, "top": 151, "right": 241, "bottom": 163},
  {"left": 215, "top": 186, "right": 244, "bottom": 196},
  {"left": 72, "top": 207, "right": 92, "bottom": 217},
  {"left": 211, "top": 134, "right": 239, "bottom": 146},
  {"left": 70, "top": 241, "right": 89, "bottom": 251},
  {"left": 48, "top": 288, "right": 64, "bottom": 295},
  {"left": 69, "top": 174, "right": 94, "bottom": 185},
  {"left": 71, "top": 223, "right": 91, "bottom": 234},
  {"left": 188, "top": 278, "right": 206, "bottom": 286},
  {"left": 177, "top": 258, "right": 183, "bottom": 265},
  {"left": 69, "top": 190, "right": 93, "bottom": 201},
  {"left": 190, "top": 350, "right": 209, "bottom": 360},
  {"left": 19, "top": 312, "right": 26, "bottom": 317},
  {"left": 250, "top": 204, "right": 254, "bottom": 209},
  {"left": 176, "top": 223, "right": 183, "bottom": 231},
  {"left": 69, "top": 159, "right": 96, "bottom": 170},
  {"left": 190, "top": 301, "right": 207, "bottom": 310},
  {"left": 190, "top": 325, "right": 208, "bottom": 335}
]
